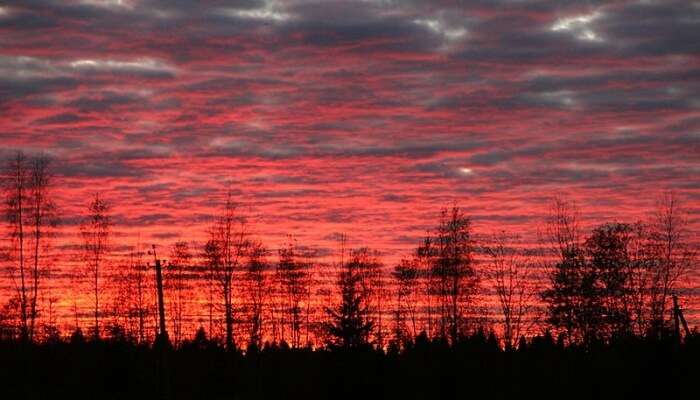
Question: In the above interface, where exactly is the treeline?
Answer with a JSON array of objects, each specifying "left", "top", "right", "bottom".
[
  {"left": 2, "top": 329, "right": 699, "bottom": 400},
  {"left": 0, "top": 151, "right": 697, "bottom": 351}
]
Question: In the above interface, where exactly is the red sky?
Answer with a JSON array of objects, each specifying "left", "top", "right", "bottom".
[{"left": 0, "top": 0, "right": 699, "bottom": 331}]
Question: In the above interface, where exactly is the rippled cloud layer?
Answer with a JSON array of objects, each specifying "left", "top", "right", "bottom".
[{"left": 1, "top": 0, "right": 698, "bottom": 260}]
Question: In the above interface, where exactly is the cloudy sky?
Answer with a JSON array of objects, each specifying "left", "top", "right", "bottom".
[{"left": 1, "top": 0, "right": 698, "bottom": 261}]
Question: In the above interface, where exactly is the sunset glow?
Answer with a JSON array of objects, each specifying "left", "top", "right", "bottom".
[{"left": 1, "top": 0, "right": 698, "bottom": 342}]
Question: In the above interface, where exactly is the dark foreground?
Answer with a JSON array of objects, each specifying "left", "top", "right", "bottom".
[{"left": 2, "top": 332, "right": 698, "bottom": 400}]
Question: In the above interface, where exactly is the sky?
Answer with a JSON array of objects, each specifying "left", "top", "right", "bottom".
[{"left": 0, "top": 1, "right": 699, "bottom": 326}]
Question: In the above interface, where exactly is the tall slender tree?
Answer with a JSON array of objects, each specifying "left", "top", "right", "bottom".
[
  {"left": 624, "top": 222, "right": 660, "bottom": 337},
  {"left": 350, "top": 248, "right": 386, "bottom": 347},
  {"left": 3, "top": 151, "right": 57, "bottom": 342},
  {"left": 541, "top": 198, "right": 587, "bottom": 344},
  {"left": 80, "top": 192, "right": 111, "bottom": 339},
  {"left": 203, "top": 239, "right": 220, "bottom": 340},
  {"left": 207, "top": 192, "right": 248, "bottom": 350},
  {"left": 648, "top": 192, "right": 696, "bottom": 334},
  {"left": 277, "top": 237, "right": 310, "bottom": 348},
  {"left": 483, "top": 231, "right": 536, "bottom": 350},
  {"left": 168, "top": 241, "right": 191, "bottom": 346},
  {"left": 3, "top": 151, "right": 30, "bottom": 341},
  {"left": 392, "top": 258, "right": 419, "bottom": 345},
  {"left": 26, "top": 155, "right": 56, "bottom": 341},
  {"left": 416, "top": 234, "right": 436, "bottom": 338},
  {"left": 126, "top": 242, "right": 151, "bottom": 343},
  {"left": 432, "top": 206, "right": 476, "bottom": 343},
  {"left": 246, "top": 239, "right": 268, "bottom": 349}
]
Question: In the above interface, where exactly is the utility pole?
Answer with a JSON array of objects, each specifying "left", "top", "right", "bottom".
[
  {"left": 672, "top": 294, "right": 691, "bottom": 344},
  {"left": 150, "top": 244, "right": 169, "bottom": 344},
  {"left": 149, "top": 244, "right": 171, "bottom": 400}
]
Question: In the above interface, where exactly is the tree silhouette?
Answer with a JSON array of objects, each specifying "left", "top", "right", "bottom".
[
  {"left": 584, "top": 222, "right": 637, "bottom": 338},
  {"left": 207, "top": 192, "right": 248, "bottom": 350},
  {"left": 347, "top": 247, "right": 385, "bottom": 347},
  {"left": 245, "top": 239, "right": 268, "bottom": 348},
  {"left": 2, "top": 152, "right": 57, "bottom": 342},
  {"left": 483, "top": 231, "right": 537, "bottom": 349},
  {"left": 3, "top": 151, "right": 30, "bottom": 341},
  {"left": 648, "top": 192, "right": 696, "bottom": 335},
  {"left": 168, "top": 241, "right": 191, "bottom": 346},
  {"left": 324, "top": 255, "right": 374, "bottom": 350},
  {"left": 202, "top": 238, "right": 220, "bottom": 340},
  {"left": 432, "top": 206, "right": 476, "bottom": 343},
  {"left": 392, "top": 257, "right": 419, "bottom": 346},
  {"left": 276, "top": 236, "right": 309, "bottom": 348},
  {"left": 123, "top": 242, "right": 152, "bottom": 343},
  {"left": 80, "top": 192, "right": 111, "bottom": 340},
  {"left": 415, "top": 234, "right": 436, "bottom": 338},
  {"left": 26, "top": 154, "right": 57, "bottom": 341},
  {"left": 541, "top": 198, "right": 587, "bottom": 344}
]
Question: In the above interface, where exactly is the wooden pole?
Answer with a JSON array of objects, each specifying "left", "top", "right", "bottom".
[
  {"left": 673, "top": 294, "right": 692, "bottom": 341},
  {"left": 152, "top": 245, "right": 168, "bottom": 343},
  {"left": 673, "top": 295, "right": 681, "bottom": 342},
  {"left": 151, "top": 245, "right": 170, "bottom": 400}
]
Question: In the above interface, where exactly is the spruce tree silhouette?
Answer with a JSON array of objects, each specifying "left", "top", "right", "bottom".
[{"left": 324, "top": 265, "right": 374, "bottom": 350}]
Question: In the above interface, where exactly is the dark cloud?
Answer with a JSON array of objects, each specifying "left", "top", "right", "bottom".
[
  {"left": 35, "top": 112, "right": 88, "bottom": 125},
  {"left": 64, "top": 90, "right": 173, "bottom": 113},
  {"left": 56, "top": 159, "right": 147, "bottom": 178}
]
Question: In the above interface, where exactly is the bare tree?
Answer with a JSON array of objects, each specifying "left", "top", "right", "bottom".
[
  {"left": 168, "top": 241, "right": 191, "bottom": 346},
  {"left": 246, "top": 239, "right": 268, "bottom": 349},
  {"left": 108, "top": 259, "right": 128, "bottom": 338},
  {"left": 546, "top": 197, "right": 582, "bottom": 260},
  {"left": 415, "top": 234, "right": 436, "bottom": 338},
  {"left": 541, "top": 197, "right": 585, "bottom": 344},
  {"left": 2, "top": 151, "right": 57, "bottom": 342},
  {"left": 3, "top": 151, "right": 30, "bottom": 341},
  {"left": 483, "top": 231, "right": 537, "bottom": 350},
  {"left": 125, "top": 242, "right": 152, "bottom": 343},
  {"left": 203, "top": 239, "right": 220, "bottom": 340},
  {"left": 648, "top": 192, "right": 696, "bottom": 334},
  {"left": 207, "top": 193, "right": 248, "bottom": 350},
  {"left": 343, "top": 248, "right": 385, "bottom": 347},
  {"left": 276, "top": 237, "right": 310, "bottom": 348},
  {"left": 26, "top": 155, "right": 57, "bottom": 341},
  {"left": 433, "top": 206, "right": 476, "bottom": 343},
  {"left": 624, "top": 222, "right": 660, "bottom": 337},
  {"left": 80, "top": 192, "right": 111, "bottom": 339},
  {"left": 392, "top": 257, "right": 419, "bottom": 345}
]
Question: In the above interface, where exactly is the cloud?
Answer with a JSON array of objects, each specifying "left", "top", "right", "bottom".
[
  {"left": 68, "top": 58, "right": 176, "bottom": 77},
  {"left": 35, "top": 112, "right": 88, "bottom": 125},
  {"left": 0, "top": 1, "right": 697, "bottom": 307},
  {"left": 551, "top": 11, "right": 603, "bottom": 42}
]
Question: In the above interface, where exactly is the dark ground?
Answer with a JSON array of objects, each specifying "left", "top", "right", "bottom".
[{"left": 1, "top": 331, "right": 698, "bottom": 400}]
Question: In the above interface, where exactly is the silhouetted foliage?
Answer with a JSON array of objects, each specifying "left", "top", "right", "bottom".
[
  {"left": 431, "top": 206, "right": 477, "bottom": 343},
  {"left": 276, "top": 237, "right": 310, "bottom": 348},
  {"left": 206, "top": 192, "right": 248, "bottom": 350},
  {"left": 80, "top": 192, "right": 111, "bottom": 340},
  {"left": 2, "top": 151, "right": 57, "bottom": 343},
  {"left": 324, "top": 255, "right": 374, "bottom": 350},
  {"left": 483, "top": 231, "right": 537, "bottom": 349},
  {"left": 245, "top": 239, "right": 268, "bottom": 349},
  {"left": 392, "top": 257, "right": 419, "bottom": 345}
]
